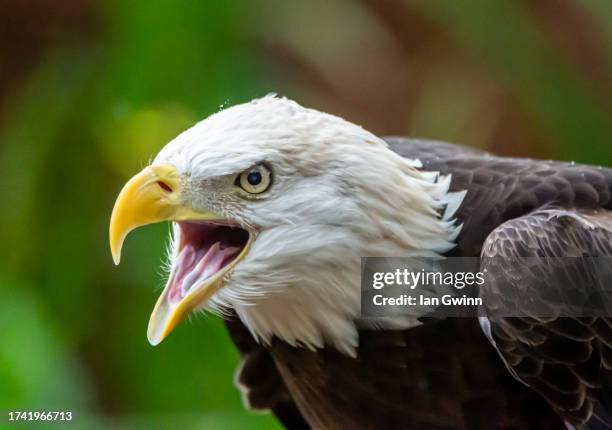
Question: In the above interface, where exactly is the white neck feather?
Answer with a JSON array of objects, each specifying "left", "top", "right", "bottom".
[{"left": 225, "top": 148, "right": 465, "bottom": 356}]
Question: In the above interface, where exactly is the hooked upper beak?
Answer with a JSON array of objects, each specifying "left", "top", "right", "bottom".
[
  {"left": 109, "top": 164, "right": 249, "bottom": 345},
  {"left": 109, "top": 164, "right": 208, "bottom": 265}
]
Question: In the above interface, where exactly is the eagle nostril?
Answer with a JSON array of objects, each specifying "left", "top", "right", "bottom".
[{"left": 156, "top": 180, "right": 173, "bottom": 193}]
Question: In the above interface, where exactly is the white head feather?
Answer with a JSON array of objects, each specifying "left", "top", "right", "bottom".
[{"left": 153, "top": 95, "right": 464, "bottom": 356}]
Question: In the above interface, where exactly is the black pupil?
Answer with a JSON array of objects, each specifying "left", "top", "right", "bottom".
[{"left": 247, "top": 170, "right": 262, "bottom": 186}]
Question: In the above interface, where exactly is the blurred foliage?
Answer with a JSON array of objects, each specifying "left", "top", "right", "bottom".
[{"left": 0, "top": 0, "right": 610, "bottom": 428}]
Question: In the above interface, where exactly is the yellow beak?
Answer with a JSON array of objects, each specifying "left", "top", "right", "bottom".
[
  {"left": 109, "top": 164, "right": 207, "bottom": 265},
  {"left": 109, "top": 164, "right": 234, "bottom": 345}
]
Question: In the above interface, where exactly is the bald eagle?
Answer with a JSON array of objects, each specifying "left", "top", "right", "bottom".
[{"left": 110, "top": 96, "right": 612, "bottom": 429}]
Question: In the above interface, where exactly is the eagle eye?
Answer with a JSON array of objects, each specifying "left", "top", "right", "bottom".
[{"left": 236, "top": 164, "right": 272, "bottom": 195}]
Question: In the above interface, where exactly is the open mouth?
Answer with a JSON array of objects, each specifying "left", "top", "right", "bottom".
[
  {"left": 145, "top": 220, "right": 252, "bottom": 345},
  {"left": 167, "top": 222, "right": 251, "bottom": 304}
]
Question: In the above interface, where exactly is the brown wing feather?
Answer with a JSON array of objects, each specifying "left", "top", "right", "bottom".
[{"left": 480, "top": 209, "right": 612, "bottom": 428}]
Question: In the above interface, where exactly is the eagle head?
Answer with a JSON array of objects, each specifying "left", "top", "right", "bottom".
[{"left": 110, "top": 95, "right": 461, "bottom": 355}]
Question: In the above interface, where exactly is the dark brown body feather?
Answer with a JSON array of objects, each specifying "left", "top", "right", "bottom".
[{"left": 225, "top": 138, "right": 612, "bottom": 429}]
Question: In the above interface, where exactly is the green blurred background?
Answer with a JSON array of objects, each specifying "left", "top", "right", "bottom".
[{"left": 0, "top": 0, "right": 611, "bottom": 428}]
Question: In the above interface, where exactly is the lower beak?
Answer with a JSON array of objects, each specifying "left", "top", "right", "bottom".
[{"left": 109, "top": 164, "right": 225, "bottom": 345}]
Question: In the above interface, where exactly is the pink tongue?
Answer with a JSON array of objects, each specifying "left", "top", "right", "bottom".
[{"left": 168, "top": 242, "right": 240, "bottom": 303}]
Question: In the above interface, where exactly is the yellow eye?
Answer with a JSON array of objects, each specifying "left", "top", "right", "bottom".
[{"left": 237, "top": 164, "right": 272, "bottom": 195}]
